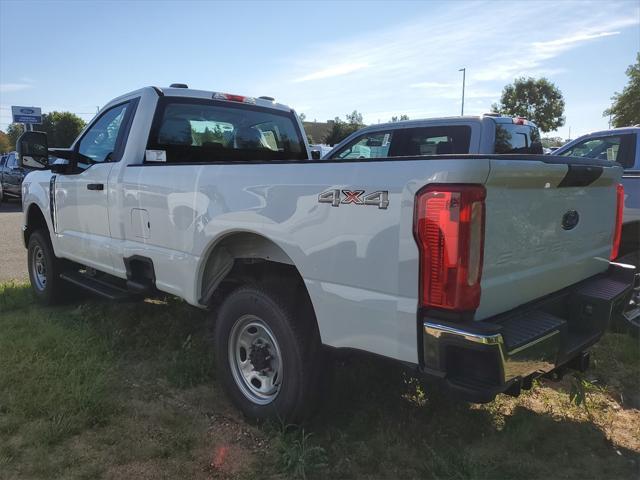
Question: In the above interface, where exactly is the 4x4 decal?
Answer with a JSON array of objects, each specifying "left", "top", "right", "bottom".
[{"left": 318, "top": 189, "right": 389, "bottom": 209}]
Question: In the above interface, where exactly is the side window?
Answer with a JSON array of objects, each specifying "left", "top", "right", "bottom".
[
  {"left": 331, "top": 132, "right": 394, "bottom": 159},
  {"left": 559, "top": 136, "right": 622, "bottom": 162},
  {"left": 77, "top": 103, "right": 129, "bottom": 163},
  {"left": 494, "top": 124, "right": 542, "bottom": 154}
]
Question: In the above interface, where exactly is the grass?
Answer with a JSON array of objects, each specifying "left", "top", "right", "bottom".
[{"left": 0, "top": 281, "right": 638, "bottom": 479}]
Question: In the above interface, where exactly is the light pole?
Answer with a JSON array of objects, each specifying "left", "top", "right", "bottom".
[{"left": 459, "top": 68, "right": 466, "bottom": 116}]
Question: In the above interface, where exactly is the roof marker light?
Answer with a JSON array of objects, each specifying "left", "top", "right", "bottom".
[{"left": 213, "top": 92, "right": 256, "bottom": 104}]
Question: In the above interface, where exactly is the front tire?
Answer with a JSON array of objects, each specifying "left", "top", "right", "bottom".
[
  {"left": 214, "top": 285, "right": 321, "bottom": 422},
  {"left": 27, "top": 229, "right": 68, "bottom": 305}
]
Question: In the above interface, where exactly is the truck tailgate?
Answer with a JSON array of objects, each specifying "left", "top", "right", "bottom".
[{"left": 476, "top": 158, "right": 622, "bottom": 319}]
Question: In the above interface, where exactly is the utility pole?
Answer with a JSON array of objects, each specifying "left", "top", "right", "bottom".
[{"left": 459, "top": 67, "right": 466, "bottom": 116}]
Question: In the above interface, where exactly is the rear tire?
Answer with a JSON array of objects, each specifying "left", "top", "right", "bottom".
[
  {"left": 214, "top": 284, "right": 322, "bottom": 423},
  {"left": 27, "top": 229, "right": 68, "bottom": 305}
]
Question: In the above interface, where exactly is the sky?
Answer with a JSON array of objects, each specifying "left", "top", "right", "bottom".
[{"left": 0, "top": 0, "right": 638, "bottom": 139}]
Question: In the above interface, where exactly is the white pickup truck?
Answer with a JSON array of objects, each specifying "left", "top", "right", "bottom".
[{"left": 17, "top": 85, "right": 635, "bottom": 421}]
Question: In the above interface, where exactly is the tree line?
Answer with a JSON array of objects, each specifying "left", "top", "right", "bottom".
[
  {"left": 2, "top": 55, "right": 637, "bottom": 153},
  {"left": 1, "top": 111, "right": 86, "bottom": 152}
]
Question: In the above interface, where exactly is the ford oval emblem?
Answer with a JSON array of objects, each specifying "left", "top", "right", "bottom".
[
  {"left": 20, "top": 108, "right": 35, "bottom": 114},
  {"left": 562, "top": 210, "right": 579, "bottom": 230}
]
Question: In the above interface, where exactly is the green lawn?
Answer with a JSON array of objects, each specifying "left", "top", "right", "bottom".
[{"left": 0, "top": 281, "right": 638, "bottom": 479}]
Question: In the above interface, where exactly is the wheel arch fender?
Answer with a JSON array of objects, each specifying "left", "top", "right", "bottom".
[
  {"left": 198, "top": 229, "right": 297, "bottom": 301},
  {"left": 23, "top": 201, "right": 53, "bottom": 248},
  {"left": 196, "top": 229, "right": 322, "bottom": 339}
]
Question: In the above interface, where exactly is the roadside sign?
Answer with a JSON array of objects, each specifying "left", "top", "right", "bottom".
[{"left": 11, "top": 106, "right": 42, "bottom": 124}]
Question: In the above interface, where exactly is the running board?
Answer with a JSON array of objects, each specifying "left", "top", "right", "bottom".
[
  {"left": 623, "top": 306, "right": 640, "bottom": 322},
  {"left": 60, "top": 271, "right": 135, "bottom": 301}
]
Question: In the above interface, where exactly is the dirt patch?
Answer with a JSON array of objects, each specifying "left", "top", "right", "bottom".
[{"left": 205, "top": 412, "right": 271, "bottom": 478}]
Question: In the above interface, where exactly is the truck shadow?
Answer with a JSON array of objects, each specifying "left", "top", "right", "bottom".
[{"left": 308, "top": 353, "right": 639, "bottom": 478}]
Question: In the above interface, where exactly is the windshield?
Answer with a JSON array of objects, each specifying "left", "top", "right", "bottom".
[{"left": 149, "top": 100, "right": 307, "bottom": 163}]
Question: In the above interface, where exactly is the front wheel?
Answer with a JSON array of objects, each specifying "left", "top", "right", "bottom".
[
  {"left": 214, "top": 285, "right": 321, "bottom": 422},
  {"left": 27, "top": 229, "right": 68, "bottom": 305}
]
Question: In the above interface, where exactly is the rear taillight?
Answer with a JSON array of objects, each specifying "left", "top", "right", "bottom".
[
  {"left": 610, "top": 183, "right": 624, "bottom": 261},
  {"left": 414, "top": 184, "right": 486, "bottom": 311}
]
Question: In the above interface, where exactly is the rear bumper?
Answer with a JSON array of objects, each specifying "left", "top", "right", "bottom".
[{"left": 421, "top": 263, "right": 636, "bottom": 402}]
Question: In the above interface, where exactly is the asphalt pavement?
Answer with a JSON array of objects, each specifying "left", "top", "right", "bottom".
[{"left": 0, "top": 199, "right": 28, "bottom": 282}]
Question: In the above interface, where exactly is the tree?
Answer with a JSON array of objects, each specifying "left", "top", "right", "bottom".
[
  {"left": 345, "top": 110, "right": 363, "bottom": 125},
  {"left": 323, "top": 110, "right": 365, "bottom": 145},
  {"left": 5, "top": 111, "right": 86, "bottom": 149},
  {"left": 492, "top": 77, "right": 565, "bottom": 132},
  {"left": 390, "top": 114, "right": 409, "bottom": 122},
  {"left": 7, "top": 123, "right": 24, "bottom": 150},
  {"left": 541, "top": 136, "right": 565, "bottom": 148},
  {"left": 604, "top": 53, "right": 640, "bottom": 128},
  {"left": 298, "top": 112, "right": 307, "bottom": 122},
  {"left": 0, "top": 130, "right": 11, "bottom": 153},
  {"left": 191, "top": 125, "right": 225, "bottom": 146}
]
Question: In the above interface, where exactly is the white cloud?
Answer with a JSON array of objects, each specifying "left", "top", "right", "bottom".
[
  {"left": 294, "top": 63, "right": 369, "bottom": 82},
  {"left": 258, "top": 1, "right": 639, "bottom": 126},
  {"left": 0, "top": 83, "right": 32, "bottom": 93},
  {"left": 532, "top": 31, "right": 620, "bottom": 52}
]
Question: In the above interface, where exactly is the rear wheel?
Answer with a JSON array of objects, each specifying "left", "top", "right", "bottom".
[
  {"left": 27, "top": 229, "right": 69, "bottom": 305},
  {"left": 214, "top": 285, "right": 321, "bottom": 422}
]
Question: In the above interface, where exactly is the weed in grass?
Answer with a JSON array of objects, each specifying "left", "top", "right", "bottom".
[
  {"left": 0, "top": 280, "right": 32, "bottom": 311},
  {"left": 166, "top": 333, "right": 214, "bottom": 389},
  {"left": 275, "top": 424, "right": 328, "bottom": 479}
]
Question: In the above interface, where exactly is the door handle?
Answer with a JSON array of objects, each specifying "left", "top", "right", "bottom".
[{"left": 87, "top": 183, "right": 104, "bottom": 191}]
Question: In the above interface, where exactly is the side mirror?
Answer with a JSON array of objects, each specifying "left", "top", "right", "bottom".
[
  {"left": 17, "top": 131, "right": 49, "bottom": 169},
  {"left": 310, "top": 150, "right": 321, "bottom": 160}
]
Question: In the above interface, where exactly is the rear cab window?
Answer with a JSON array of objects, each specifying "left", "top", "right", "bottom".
[
  {"left": 329, "top": 125, "right": 472, "bottom": 159},
  {"left": 396, "top": 126, "right": 471, "bottom": 155},
  {"left": 147, "top": 98, "right": 307, "bottom": 163},
  {"left": 493, "top": 121, "right": 542, "bottom": 154}
]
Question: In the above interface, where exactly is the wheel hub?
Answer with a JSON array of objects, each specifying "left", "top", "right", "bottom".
[
  {"left": 249, "top": 342, "right": 273, "bottom": 372},
  {"left": 228, "top": 315, "right": 283, "bottom": 405}
]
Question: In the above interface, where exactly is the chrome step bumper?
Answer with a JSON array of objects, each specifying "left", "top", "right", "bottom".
[{"left": 420, "top": 263, "right": 636, "bottom": 402}]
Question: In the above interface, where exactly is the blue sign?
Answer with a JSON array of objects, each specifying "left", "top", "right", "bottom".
[{"left": 12, "top": 106, "right": 42, "bottom": 124}]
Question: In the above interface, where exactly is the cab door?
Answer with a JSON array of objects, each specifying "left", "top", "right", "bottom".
[{"left": 54, "top": 101, "right": 136, "bottom": 273}]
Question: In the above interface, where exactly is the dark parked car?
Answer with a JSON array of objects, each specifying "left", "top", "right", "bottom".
[{"left": 0, "top": 151, "right": 31, "bottom": 201}]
